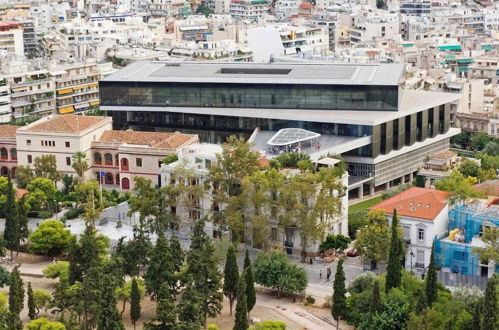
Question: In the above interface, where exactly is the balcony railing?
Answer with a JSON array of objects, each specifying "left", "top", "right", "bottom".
[{"left": 415, "top": 262, "right": 425, "bottom": 269}]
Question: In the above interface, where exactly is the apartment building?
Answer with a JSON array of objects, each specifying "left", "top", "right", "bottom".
[
  {"left": 350, "top": 13, "right": 399, "bottom": 45},
  {"left": 468, "top": 56, "right": 499, "bottom": 86},
  {"left": 0, "top": 22, "right": 24, "bottom": 57},
  {"left": 230, "top": 0, "right": 270, "bottom": 21},
  {"left": 0, "top": 78, "right": 10, "bottom": 123},
  {"left": 279, "top": 25, "right": 329, "bottom": 56}
]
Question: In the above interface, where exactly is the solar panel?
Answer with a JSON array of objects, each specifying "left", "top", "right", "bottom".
[{"left": 267, "top": 128, "right": 321, "bottom": 146}]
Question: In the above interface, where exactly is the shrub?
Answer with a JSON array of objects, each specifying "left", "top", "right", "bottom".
[
  {"left": 207, "top": 325, "right": 220, "bottom": 330},
  {"left": 37, "top": 211, "right": 52, "bottom": 219},
  {"left": 381, "top": 183, "right": 412, "bottom": 200},
  {"left": 273, "top": 152, "right": 310, "bottom": 168},
  {"left": 29, "top": 221, "right": 72, "bottom": 255},
  {"left": 162, "top": 154, "right": 178, "bottom": 165},
  {"left": 322, "top": 295, "right": 332, "bottom": 308},
  {"left": 305, "top": 295, "right": 315, "bottom": 304},
  {"left": 25, "top": 318, "right": 65, "bottom": 330},
  {"left": 62, "top": 207, "right": 84, "bottom": 220},
  {"left": 348, "top": 271, "right": 377, "bottom": 294},
  {"left": 42, "top": 261, "right": 69, "bottom": 279},
  {"left": 250, "top": 320, "right": 287, "bottom": 329}
]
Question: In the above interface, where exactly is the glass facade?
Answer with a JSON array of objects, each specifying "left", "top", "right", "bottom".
[{"left": 100, "top": 81, "right": 399, "bottom": 111}]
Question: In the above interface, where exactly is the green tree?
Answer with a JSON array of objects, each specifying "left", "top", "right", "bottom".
[
  {"left": 4, "top": 176, "right": 19, "bottom": 260},
  {"left": 434, "top": 171, "right": 481, "bottom": 204},
  {"left": 185, "top": 219, "right": 223, "bottom": 326},
  {"left": 34, "top": 155, "right": 60, "bottom": 182},
  {"left": 29, "top": 220, "right": 72, "bottom": 255},
  {"left": 112, "top": 233, "right": 152, "bottom": 277},
  {"left": 42, "top": 261, "right": 68, "bottom": 279},
  {"left": 483, "top": 140, "right": 499, "bottom": 156},
  {"left": 320, "top": 234, "right": 351, "bottom": 251},
  {"left": 130, "top": 278, "right": 141, "bottom": 330},
  {"left": 459, "top": 159, "right": 480, "bottom": 178},
  {"left": 27, "top": 282, "right": 35, "bottom": 320},
  {"left": 0, "top": 266, "right": 9, "bottom": 288},
  {"left": 481, "top": 276, "right": 497, "bottom": 330},
  {"left": 146, "top": 282, "right": 177, "bottom": 330},
  {"left": 25, "top": 317, "right": 66, "bottom": 330},
  {"left": 376, "top": 0, "right": 385, "bottom": 9},
  {"left": 115, "top": 278, "right": 144, "bottom": 316},
  {"left": 472, "top": 227, "right": 499, "bottom": 264},
  {"left": 177, "top": 276, "right": 203, "bottom": 330},
  {"left": 415, "top": 287, "right": 427, "bottom": 313},
  {"left": 96, "top": 274, "right": 124, "bottom": 330},
  {"left": 8, "top": 265, "right": 24, "bottom": 330},
  {"left": 471, "top": 132, "right": 492, "bottom": 151},
  {"left": 15, "top": 165, "right": 34, "bottom": 189},
  {"left": 223, "top": 245, "right": 239, "bottom": 316},
  {"left": 253, "top": 251, "right": 307, "bottom": 297},
  {"left": 143, "top": 234, "right": 174, "bottom": 300},
  {"left": 424, "top": 242, "right": 438, "bottom": 307},
  {"left": 386, "top": 209, "right": 403, "bottom": 292},
  {"left": 31, "top": 289, "right": 51, "bottom": 319},
  {"left": 354, "top": 210, "right": 391, "bottom": 264},
  {"left": 17, "top": 195, "right": 30, "bottom": 243},
  {"left": 471, "top": 298, "right": 482, "bottom": 330},
  {"left": 72, "top": 151, "right": 89, "bottom": 182},
  {"left": 370, "top": 279, "right": 381, "bottom": 313},
  {"left": 234, "top": 271, "right": 248, "bottom": 330},
  {"left": 332, "top": 258, "right": 347, "bottom": 329},
  {"left": 68, "top": 225, "right": 101, "bottom": 284},
  {"left": 244, "top": 250, "right": 256, "bottom": 319},
  {"left": 26, "top": 178, "right": 57, "bottom": 212},
  {"left": 250, "top": 320, "right": 287, "bottom": 329}
]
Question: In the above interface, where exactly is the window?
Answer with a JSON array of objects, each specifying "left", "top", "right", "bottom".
[
  {"left": 418, "top": 228, "right": 425, "bottom": 241},
  {"left": 27, "top": 155, "right": 32, "bottom": 163},
  {"left": 65, "top": 141, "right": 70, "bottom": 148},
  {"left": 26, "top": 140, "right": 31, "bottom": 146},
  {"left": 416, "top": 250, "right": 424, "bottom": 264},
  {"left": 66, "top": 157, "right": 71, "bottom": 166},
  {"left": 402, "top": 226, "right": 410, "bottom": 240},
  {"left": 136, "top": 158, "right": 142, "bottom": 167}
]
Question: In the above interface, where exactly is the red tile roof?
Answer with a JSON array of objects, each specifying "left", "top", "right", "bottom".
[
  {"left": 474, "top": 180, "right": 499, "bottom": 197},
  {"left": 0, "top": 125, "right": 19, "bottom": 138},
  {"left": 28, "top": 115, "right": 107, "bottom": 133},
  {"left": 371, "top": 187, "right": 449, "bottom": 221},
  {"left": 98, "top": 130, "right": 198, "bottom": 150},
  {"left": 16, "top": 188, "right": 27, "bottom": 199}
]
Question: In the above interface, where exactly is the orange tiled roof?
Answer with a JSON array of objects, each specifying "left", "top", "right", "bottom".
[
  {"left": 371, "top": 187, "right": 449, "bottom": 221},
  {"left": 28, "top": 115, "right": 107, "bottom": 133},
  {"left": 98, "top": 130, "right": 197, "bottom": 150},
  {"left": 16, "top": 188, "right": 27, "bottom": 199},
  {"left": 0, "top": 125, "right": 19, "bottom": 138}
]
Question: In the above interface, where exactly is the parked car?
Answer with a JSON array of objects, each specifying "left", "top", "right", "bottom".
[{"left": 347, "top": 248, "right": 359, "bottom": 257}]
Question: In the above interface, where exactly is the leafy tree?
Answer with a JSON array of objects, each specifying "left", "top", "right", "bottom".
[
  {"left": 320, "top": 234, "right": 351, "bottom": 251},
  {"left": 15, "top": 165, "right": 34, "bottom": 188},
  {"left": 146, "top": 283, "right": 176, "bottom": 330},
  {"left": 17, "top": 195, "right": 29, "bottom": 243},
  {"left": 386, "top": 209, "right": 403, "bottom": 292},
  {"left": 4, "top": 176, "right": 19, "bottom": 259},
  {"left": 185, "top": 219, "right": 223, "bottom": 326},
  {"left": 370, "top": 279, "right": 381, "bottom": 313},
  {"left": 196, "top": 4, "right": 214, "bottom": 16},
  {"left": 29, "top": 220, "right": 72, "bottom": 255},
  {"left": 478, "top": 168, "right": 497, "bottom": 182},
  {"left": 348, "top": 271, "right": 376, "bottom": 295},
  {"left": 61, "top": 174, "right": 77, "bottom": 195},
  {"left": 31, "top": 289, "right": 51, "bottom": 319},
  {"left": 130, "top": 278, "right": 141, "bottom": 330},
  {"left": 112, "top": 233, "right": 152, "bottom": 277},
  {"left": 234, "top": 271, "right": 248, "bottom": 330},
  {"left": 244, "top": 250, "right": 256, "bottom": 319},
  {"left": 472, "top": 227, "right": 499, "bottom": 264},
  {"left": 354, "top": 210, "right": 391, "bottom": 264},
  {"left": 144, "top": 234, "right": 174, "bottom": 300},
  {"left": 96, "top": 274, "right": 124, "bottom": 330},
  {"left": 25, "top": 317, "right": 66, "bottom": 330},
  {"left": 8, "top": 265, "right": 24, "bottom": 330},
  {"left": 471, "top": 132, "right": 492, "bottom": 151},
  {"left": 459, "top": 159, "right": 480, "bottom": 178},
  {"left": 332, "top": 258, "right": 347, "bottom": 329},
  {"left": 26, "top": 178, "right": 57, "bottom": 212},
  {"left": 0, "top": 267, "right": 9, "bottom": 288},
  {"left": 115, "top": 278, "right": 144, "bottom": 316},
  {"left": 68, "top": 224, "right": 102, "bottom": 284},
  {"left": 481, "top": 276, "right": 497, "bottom": 330},
  {"left": 451, "top": 132, "right": 471, "bottom": 149},
  {"left": 483, "top": 140, "right": 499, "bottom": 156},
  {"left": 376, "top": 0, "right": 385, "bottom": 9},
  {"left": 348, "top": 210, "right": 369, "bottom": 239},
  {"left": 424, "top": 242, "right": 438, "bottom": 307},
  {"left": 223, "top": 245, "right": 239, "bottom": 315},
  {"left": 34, "top": 155, "right": 60, "bottom": 182},
  {"left": 177, "top": 276, "right": 203, "bottom": 330},
  {"left": 415, "top": 287, "right": 427, "bottom": 313},
  {"left": 434, "top": 171, "right": 481, "bottom": 204},
  {"left": 71, "top": 151, "right": 88, "bottom": 182},
  {"left": 27, "top": 282, "right": 35, "bottom": 320},
  {"left": 253, "top": 251, "right": 307, "bottom": 297},
  {"left": 42, "top": 261, "right": 69, "bottom": 279},
  {"left": 209, "top": 136, "right": 261, "bottom": 242}
]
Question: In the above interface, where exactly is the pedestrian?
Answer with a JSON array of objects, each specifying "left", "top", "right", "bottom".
[{"left": 319, "top": 269, "right": 322, "bottom": 279}]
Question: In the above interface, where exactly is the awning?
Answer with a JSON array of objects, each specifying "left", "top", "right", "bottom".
[
  {"left": 459, "top": 67, "right": 469, "bottom": 73},
  {"left": 74, "top": 102, "right": 89, "bottom": 110},
  {"left": 58, "top": 88, "right": 73, "bottom": 95},
  {"left": 438, "top": 45, "right": 462, "bottom": 51},
  {"left": 88, "top": 82, "right": 98, "bottom": 88},
  {"left": 89, "top": 100, "right": 100, "bottom": 106},
  {"left": 402, "top": 43, "right": 414, "bottom": 48},
  {"left": 59, "top": 106, "right": 74, "bottom": 114},
  {"left": 73, "top": 84, "right": 88, "bottom": 90},
  {"left": 457, "top": 58, "right": 473, "bottom": 64},
  {"left": 482, "top": 45, "right": 492, "bottom": 51}
]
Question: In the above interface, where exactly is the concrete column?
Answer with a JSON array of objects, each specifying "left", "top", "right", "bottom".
[
  {"left": 409, "top": 172, "right": 414, "bottom": 181},
  {"left": 369, "top": 183, "right": 375, "bottom": 196},
  {"left": 385, "top": 181, "right": 390, "bottom": 190},
  {"left": 358, "top": 185, "right": 364, "bottom": 198},
  {"left": 401, "top": 175, "right": 406, "bottom": 184}
]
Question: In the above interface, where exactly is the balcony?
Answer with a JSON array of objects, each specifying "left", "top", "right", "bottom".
[{"left": 415, "top": 262, "right": 425, "bottom": 269}]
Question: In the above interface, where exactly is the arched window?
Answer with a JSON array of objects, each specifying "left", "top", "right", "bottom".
[
  {"left": 104, "top": 153, "right": 113, "bottom": 165},
  {"left": 121, "top": 177, "right": 130, "bottom": 190},
  {"left": 121, "top": 158, "right": 129, "bottom": 171},
  {"left": 94, "top": 153, "right": 102, "bottom": 165},
  {"left": 0, "top": 148, "right": 7, "bottom": 160},
  {"left": 105, "top": 172, "right": 114, "bottom": 184},
  {"left": 0, "top": 167, "right": 8, "bottom": 176},
  {"left": 10, "top": 148, "right": 17, "bottom": 161}
]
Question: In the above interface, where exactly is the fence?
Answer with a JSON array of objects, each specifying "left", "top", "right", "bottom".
[{"left": 437, "top": 271, "right": 489, "bottom": 291}]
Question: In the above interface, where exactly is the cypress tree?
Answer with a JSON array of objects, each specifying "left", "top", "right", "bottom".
[
  {"left": 69, "top": 225, "right": 100, "bottom": 284},
  {"left": 244, "top": 250, "right": 256, "bottom": 319},
  {"left": 149, "top": 282, "right": 176, "bottom": 329},
  {"left": 386, "top": 209, "right": 403, "bottom": 292},
  {"left": 234, "top": 270, "right": 248, "bottom": 330},
  {"left": 130, "top": 278, "right": 141, "bottom": 330},
  {"left": 481, "top": 276, "right": 497, "bottom": 330},
  {"left": 17, "top": 195, "right": 29, "bottom": 244},
  {"left": 369, "top": 279, "right": 381, "bottom": 314},
  {"left": 27, "top": 282, "right": 35, "bottom": 320},
  {"left": 223, "top": 245, "right": 239, "bottom": 316},
  {"left": 8, "top": 265, "right": 24, "bottom": 330},
  {"left": 4, "top": 176, "right": 19, "bottom": 260},
  {"left": 471, "top": 298, "right": 483, "bottom": 330},
  {"left": 144, "top": 233, "right": 173, "bottom": 300},
  {"left": 177, "top": 276, "right": 203, "bottom": 330},
  {"left": 170, "top": 235, "right": 184, "bottom": 273},
  {"left": 96, "top": 274, "right": 124, "bottom": 330},
  {"left": 415, "top": 287, "right": 427, "bottom": 313},
  {"left": 185, "top": 219, "right": 223, "bottom": 326},
  {"left": 332, "top": 258, "right": 347, "bottom": 330},
  {"left": 425, "top": 242, "right": 438, "bottom": 307}
]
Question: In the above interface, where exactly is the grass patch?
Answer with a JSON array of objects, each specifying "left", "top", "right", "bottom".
[{"left": 349, "top": 196, "right": 382, "bottom": 214}]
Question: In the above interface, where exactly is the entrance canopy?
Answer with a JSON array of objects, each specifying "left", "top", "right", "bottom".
[{"left": 267, "top": 128, "right": 321, "bottom": 146}]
